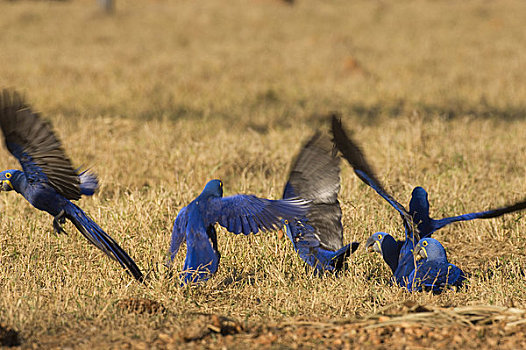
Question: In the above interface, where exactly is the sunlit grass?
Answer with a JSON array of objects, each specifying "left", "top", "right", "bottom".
[{"left": 0, "top": 0, "right": 525, "bottom": 347}]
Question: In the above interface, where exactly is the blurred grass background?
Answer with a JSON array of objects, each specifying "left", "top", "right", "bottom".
[{"left": 0, "top": 0, "right": 525, "bottom": 347}]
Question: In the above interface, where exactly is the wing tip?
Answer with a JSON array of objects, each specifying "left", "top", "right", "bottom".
[
  {"left": 0, "top": 88, "right": 27, "bottom": 112},
  {"left": 330, "top": 113, "right": 342, "bottom": 132}
]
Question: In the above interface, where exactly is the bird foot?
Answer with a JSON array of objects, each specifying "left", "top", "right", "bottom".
[{"left": 53, "top": 210, "right": 68, "bottom": 235}]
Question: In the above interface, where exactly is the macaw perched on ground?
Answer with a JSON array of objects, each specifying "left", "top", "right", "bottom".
[
  {"left": 282, "top": 132, "right": 359, "bottom": 274},
  {"left": 407, "top": 238, "right": 466, "bottom": 292},
  {"left": 364, "top": 232, "right": 407, "bottom": 276},
  {"left": 168, "top": 179, "right": 310, "bottom": 284},
  {"left": 0, "top": 90, "right": 143, "bottom": 282},
  {"left": 331, "top": 115, "right": 526, "bottom": 287}
]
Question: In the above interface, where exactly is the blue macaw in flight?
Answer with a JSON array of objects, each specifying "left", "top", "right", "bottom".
[
  {"left": 168, "top": 179, "right": 310, "bottom": 284},
  {"left": 407, "top": 238, "right": 466, "bottom": 292},
  {"left": 0, "top": 90, "right": 143, "bottom": 282},
  {"left": 331, "top": 115, "right": 526, "bottom": 287},
  {"left": 282, "top": 132, "right": 359, "bottom": 274}
]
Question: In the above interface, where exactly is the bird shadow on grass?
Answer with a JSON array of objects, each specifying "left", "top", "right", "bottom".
[
  {"left": 53, "top": 93, "right": 526, "bottom": 130},
  {"left": 306, "top": 99, "right": 526, "bottom": 128},
  {"left": 217, "top": 268, "right": 257, "bottom": 288}
]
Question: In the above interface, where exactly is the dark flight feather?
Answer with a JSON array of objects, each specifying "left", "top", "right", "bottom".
[
  {"left": 0, "top": 90, "right": 82, "bottom": 200},
  {"left": 285, "top": 132, "right": 344, "bottom": 251},
  {"left": 330, "top": 115, "right": 419, "bottom": 241}
]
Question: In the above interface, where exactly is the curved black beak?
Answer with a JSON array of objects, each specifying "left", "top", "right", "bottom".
[
  {"left": 365, "top": 236, "right": 380, "bottom": 253},
  {"left": 1, "top": 180, "right": 13, "bottom": 191},
  {"left": 414, "top": 245, "right": 427, "bottom": 261}
]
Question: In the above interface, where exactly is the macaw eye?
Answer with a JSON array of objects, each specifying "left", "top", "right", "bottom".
[
  {"left": 5, "top": 173, "right": 11, "bottom": 179},
  {"left": 284, "top": 220, "right": 289, "bottom": 224},
  {"left": 377, "top": 234, "right": 383, "bottom": 240},
  {"left": 422, "top": 240, "right": 428, "bottom": 247}
]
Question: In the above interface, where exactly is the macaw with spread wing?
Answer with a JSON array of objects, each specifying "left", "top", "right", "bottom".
[
  {"left": 168, "top": 179, "right": 309, "bottom": 284},
  {"left": 0, "top": 90, "right": 143, "bottom": 281},
  {"left": 282, "top": 132, "right": 359, "bottom": 273},
  {"left": 331, "top": 115, "right": 526, "bottom": 288}
]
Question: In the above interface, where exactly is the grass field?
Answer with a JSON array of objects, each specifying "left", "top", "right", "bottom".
[{"left": 1, "top": 0, "right": 526, "bottom": 348}]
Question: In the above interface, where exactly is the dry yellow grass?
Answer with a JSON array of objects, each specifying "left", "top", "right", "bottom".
[{"left": 0, "top": 0, "right": 525, "bottom": 348}]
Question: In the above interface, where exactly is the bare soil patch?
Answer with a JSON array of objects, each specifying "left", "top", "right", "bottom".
[{"left": 145, "top": 303, "right": 526, "bottom": 349}]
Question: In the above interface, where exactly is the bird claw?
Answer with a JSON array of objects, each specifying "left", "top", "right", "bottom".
[{"left": 53, "top": 210, "right": 68, "bottom": 235}]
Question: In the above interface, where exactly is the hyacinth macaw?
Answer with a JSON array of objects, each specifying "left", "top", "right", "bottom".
[
  {"left": 407, "top": 238, "right": 466, "bottom": 292},
  {"left": 365, "top": 231, "right": 408, "bottom": 277},
  {"left": 168, "top": 179, "right": 310, "bottom": 284},
  {"left": 0, "top": 90, "right": 143, "bottom": 282},
  {"left": 331, "top": 115, "right": 526, "bottom": 286},
  {"left": 282, "top": 132, "right": 359, "bottom": 273}
]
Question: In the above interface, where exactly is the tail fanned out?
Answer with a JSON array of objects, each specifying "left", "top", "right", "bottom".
[{"left": 65, "top": 202, "right": 143, "bottom": 282}]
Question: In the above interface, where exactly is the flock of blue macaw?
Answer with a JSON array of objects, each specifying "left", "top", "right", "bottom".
[
  {"left": 1, "top": 90, "right": 525, "bottom": 293},
  {"left": 331, "top": 116, "right": 526, "bottom": 292}
]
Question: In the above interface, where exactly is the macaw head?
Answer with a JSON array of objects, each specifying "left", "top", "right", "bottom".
[
  {"left": 201, "top": 179, "right": 224, "bottom": 198},
  {"left": 414, "top": 237, "right": 447, "bottom": 262},
  {"left": 365, "top": 232, "right": 394, "bottom": 254},
  {"left": 409, "top": 186, "right": 430, "bottom": 217},
  {"left": 365, "top": 232, "right": 400, "bottom": 273},
  {"left": 0, "top": 169, "right": 22, "bottom": 192}
]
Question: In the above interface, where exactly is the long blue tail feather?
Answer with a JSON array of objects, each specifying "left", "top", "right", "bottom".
[{"left": 65, "top": 202, "right": 143, "bottom": 282}]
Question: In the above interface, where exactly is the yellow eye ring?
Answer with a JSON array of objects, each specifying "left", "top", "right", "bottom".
[
  {"left": 5, "top": 173, "right": 11, "bottom": 179},
  {"left": 377, "top": 234, "right": 383, "bottom": 240},
  {"left": 284, "top": 220, "right": 289, "bottom": 224},
  {"left": 422, "top": 240, "right": 428, "bottom": 247}
]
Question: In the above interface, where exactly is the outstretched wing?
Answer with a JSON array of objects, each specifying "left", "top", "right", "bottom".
[
  {"left": 431, "top": 198, "right": 526, "bottom": 232},
  {"left": 167, "top": 206, "right": 189, "bottom": 266},
  {"left": 204, "top": 195, "right": 309, "bottom": 235},
  {"left": 284, "top": 132, "right": 344, "bottom": 251},
  {"left": 330, "top": 116, "right": 407, "bottom": 217},
  {"left": 0, "top": 90, "right": 81, "bottom": 200},
  {"left": 331, "top": 115, "right": 418, "bottom": 240},
  {"left": 285, "top": 132, "right": 340, "bottom": 204}
]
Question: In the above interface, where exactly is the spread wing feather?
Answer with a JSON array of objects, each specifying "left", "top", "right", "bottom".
[
  {"left": 0, "top": 90, "right": 81, "bottom": 200},
  {"left": 204, "top": 194, "right": 309, "bottom": 235},
  {"left": 432, "top": 199, "right": 526, "bottom": 231},
  {"left": 331, "top": 115, "right": 418, "bottom": 241},
  {"left": 284, "top": 132, "right": 344, "bottom": 251}
]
